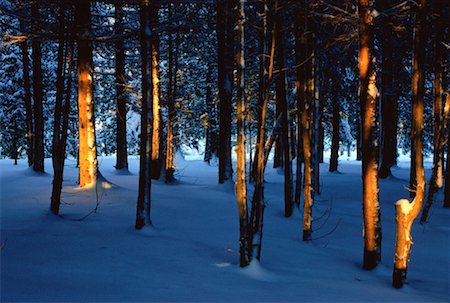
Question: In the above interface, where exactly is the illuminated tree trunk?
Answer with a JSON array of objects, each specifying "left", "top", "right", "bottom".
[
  {"left": 150, "top": 2, "right": 162, "bottom": 180},
  {"left": 115, "top": 3, "right": 128, "bottom": 170},
  {"left": 274, "top": 0, "right": 293, "bottom": 217},
  {"left": 31, "top": 3, "right": 44, "bottom": 173},
  {"left": 432, "top": 0, "right": 444, "bottom": 188},
  {"left": 329, "top": 92, "right": 340, "bottom": 172},
  {"left": 392, "top": 0, "right": 427, "bottom": 288},
  {"left": 302, "top": 3, "right": 314, "bottom": 241},
  {"left": 358, "top": 0, "right": 381, "bottom": 269},
  {"left": 217, "top": 0, "right": 234, "bottom": 183},
  {"left": 20, "top": 14, "right": 33, "bottom": 167},
  {"left": 76, "top": 1, "right": 98, "bottom": 187},
  {"left": 236, "top": 0, "right": 250, "bottom": 267},
  {"left": 136, "top": 0, "right": 154, "bottom": 229}
]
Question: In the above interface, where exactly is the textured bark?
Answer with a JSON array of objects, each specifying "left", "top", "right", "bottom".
[
  {"left": 379, "top": 5, "right": 398, "bottom": 178},
  {"left": 274, "top": 0, "right": 293, "bottom": 217},
  {"left": 302, "top": 3, "right": 314, "bottom": 241},
  {"left": 432, "top": 0, "right": 444, "bottom": 188},
  {"left": 358, "top": 0, "right": 381, "bottom": 269},
  {"left": 136, "top": 0, "right": 154, "bottom": 229},
  {"left": 217, "top": 0, "right": 234, "bottom": 183},
  {"left": 329, "top": 93, "right": 340, "bottom": 172},
  {"left": 31, "top": 3, "right": 44, "bottom": 173},
  {"left": 392, "top": 0, "right": 427, "bottom": 288},
  {"left": 150, "top": 3, "right": 162, "bottom": 180},
  {"left": 115, "top": 4, "right": 128, "bottom": 170},
  {"left": 236, "top": 0, "right": 250, "bottom": 267},
  {"left": 250, "top": 0, "right": 272, "bottom": 261},
  {"left": 20, "top": 15, "right": 33, "bottom": 167}
]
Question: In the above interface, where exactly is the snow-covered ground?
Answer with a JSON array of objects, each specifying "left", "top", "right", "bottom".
[{"left": 1, "top": 155, "right": 448, "bottom": 302}]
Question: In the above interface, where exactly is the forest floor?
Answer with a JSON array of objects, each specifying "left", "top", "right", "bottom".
[{"left": 1, "top": 154, "right": 449, "bottom": 302}]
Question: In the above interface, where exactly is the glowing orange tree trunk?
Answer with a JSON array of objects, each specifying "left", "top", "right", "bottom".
[
  {"left": 392, "top": 0, "right": 427, "bottom": 288},
  {"left": 76, "top": 1, "right": 98, "bottom": 187},
  {"left": 358, "top": 0, "right": 381, "bottom": 269}
]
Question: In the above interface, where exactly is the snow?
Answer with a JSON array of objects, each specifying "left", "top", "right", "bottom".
[
  {"left": 396, "top": 199, "right": 413, "bottom": 215},
  {"left": 1, "top": 155, "right": 449, "bottom": 302}
]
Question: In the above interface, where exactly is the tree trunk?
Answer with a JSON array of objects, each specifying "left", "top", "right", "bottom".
[
  {"left": 20, "top": 15, "right": 33, "bottom": 167},
  {"left": 136, "top": 0, "right": 154, "bottom": 229},
  {"left": 444, "top": 128, "right": 450, "bottom": 208},
  {"left": 250, "top": 0, "right": 272, "bottom": 261},
  {"left": 76, "top": 0, "right": 98, "bottom": 187},
  {"left": 274, "top": 0, "right": 293, "bottom": 217},
  {"left": 31, "top": 3, "right": 44, "bottom": 173},
  {"left": 358, "top": 0, "right": 381, "bottom": 269},
  {"left": 150, "top": 2, "right": 162, "bottom": 180},
  {"left": 115, "top": 3, "right": 128, "bottom": 170},
  {"left": 329, "top": 93, "right": 340, "bottom": 172},
  {"left": 432, "top": 0, "right": 444, "bottom": 188},
  {"left": 217, "top": 0, "right": 234, "bottom": 183},
  {"left": 392, "top": 0, "right": 427, "bottom": 288},
  {"left": 379, "top": 7, "right": 397, "bottom": 179},
  {"left": 204, "top": 65, "right": 216, "bottom": 163},
  {"left": 236, "top": 0, "right": 250, "bottom": 267},
  {"left": 302, "top": 2, "right": 314, "bottom": 241}
]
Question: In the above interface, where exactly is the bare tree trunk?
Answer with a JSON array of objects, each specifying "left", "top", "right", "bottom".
[
  {"left": 20, "top": 14, "right": 33, "bottom": 167},
  {"left": 236, "top": 0, "right": 250, "bottom": 267},
  {"left": 204, "top": 65, "right": 217, "bottom": 163},
  {"left": 31, "top": 3, "right": 44, "bottom": 173},
  {"left": 250, "top": 0, "right": 272, "bottom": 261},
  {"left": 76, "top": 0, "right": 98, "bottom": 187},
  {"left": 150, "top": 2, "right": 162, "bottom": 180},
  {"left": 217, "top": 0, "right": 234, "bottom": 183},
  {"left": 136, "top": 0, "right": 154, "bottom": 229},
  {"left": 358, "top": 0, "right": 381, "bottom": 269},
  {"left": 274, "top": 0, "right": 293, "bottom": 217},
  {"left": 392, "top": 0, "right": 427, "bottom": 288},
  {"left": 329, "top": 92, "right": 340, "bottom": 172},
  {"left": 432, "top": 0, "right": 444, "bottom": 188},
  {"left": 115, "top": 3, "right": 128, "bottom": 170}
]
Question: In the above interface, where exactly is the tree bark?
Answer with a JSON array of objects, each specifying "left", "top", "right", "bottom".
[
  {"left": 444, "top": 125, "right": 450, "bottom": 208},
  {"left": 20, "top": 13, "right": 33, "bottom": 167},
  {"left": 217, "top": 0, "right": 234, "bottom": 183},
  {"left": 115, "top": 3, "right": 128, "bottom": 170},
  {"left": 76, "top": 0, "right": 98, "bottom": 187},
  {"left": 136, "top": 0, "right": 154, "bottom": 229},
  {"left": 358, "top": 0, "right": 381, "bottom": 269},
  {"left": 31, "top": 3, "right": 44, "bottom": 173},
  {"left": 329, "top": 92, "right": 340, "bottom": 172},
  {"left": 392, "top": 0, "right": 427, "bottom": 288},
  {"left": 236, "top": 0, "right": 250, "bottom": 267}
]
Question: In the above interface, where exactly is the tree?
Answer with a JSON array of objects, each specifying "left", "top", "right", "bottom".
[
  {"left": 358, "top": 0, "right": 381, "bottom": 269},
  {"left": 392, "top": 0, "right": 427, "bottom": 288},
  {"left": 114, "top": 3, "right": 128, "bottom": 170},
  {"left": 135, "top": 0, "right": 154, "bottom": 229},
  {"left": 31, "top": 2, "right": 44, "bottom": 172}
]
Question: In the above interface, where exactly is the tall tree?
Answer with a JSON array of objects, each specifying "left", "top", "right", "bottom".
[
  {"left": 114, "top": 3, "right": 128, "bottom": 170},
  {"left": 358, "top": 0, "right": 381, "bottom": 269},
  {"left": 392, "top": 0, "right": 427, "bottom": 288},
  {"left": 329, "top": 87, "right": 340, "bottom": 172},
  {"left": 76, "top": 0, "right": 98, "bottom": 187},
  {"left": 235, "top": 0, "right": 250, "bottom": 267},
  {"left": 31, "top": 2, "right": 44, "bottom": 172},
  {"left": 136, "top": 0, "right": 154, "bottom": 229},
  {"left": 217, "top": 0, "right": 234, "bottom": 184}
]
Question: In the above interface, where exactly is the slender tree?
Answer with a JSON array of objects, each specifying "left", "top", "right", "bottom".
[
  {"left": 329, "top": 89, "right": 340, "bottom": 172},
  {"left": 136, "top": 0, "right": 154, "bottom": 229},
  {"left": 358, "top": 0, "right": 381, "bottom": 269},
  {"left": 114, "top": 3, "right": 128, "bottom": 170},
  {"left": 392, "top": 0, "right": 427, "bottom": 288},
  {"left": 444, "top": 125, "right": 450, "bottom": 208}
]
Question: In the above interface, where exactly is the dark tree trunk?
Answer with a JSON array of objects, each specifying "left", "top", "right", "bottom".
[
  {"left": 136, "top": 0, "right": 154, "bottom": 229},
  {"left": 444, "top": 131, "right": 450, "bottom": 208},
  {"left": 274, "top": 1, "right": 293, "bottom": 217},
  {"left": 20, "top": 15, "right": 33, "bottom": 167},
  {"left": 217, "top": 0, "right": 234, "bottom": 183},
  {"left": 115, "top": 3, "right": 128, "bottom": 170},
  {"left": 31, "top": 3, "right": 44, "bottom": 173},
  {"left": 204, "top": 65, "right": 217, "bottom": 163},
  {"left": 329, "top": 93, "right": 340, "bottom": 172}
]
